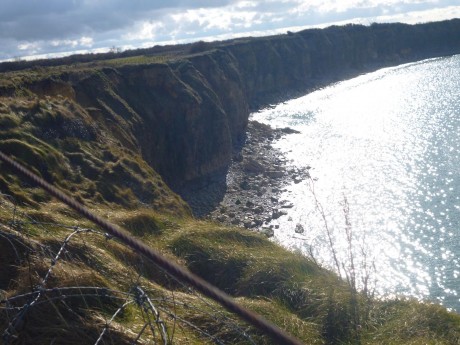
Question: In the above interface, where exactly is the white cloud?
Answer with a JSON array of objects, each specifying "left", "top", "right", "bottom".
[
  {"left": 2, "top": 0, "right": 460, "bottom": 61},
  {"left": 235, "top": 1, "right": 258, "bottom": 9},
  {"left": 373, "top": 5, "right": 460, "bottom": 23},
  {"left": 50, "top": 36, "right": 93, "bottom": 48},
  {"left": 289, "top": 0, "right": 443, "bottom": 15},
  {"left": 169, "top": 7, "right": 258, "bottom": 35},
  {"left": 79, "top": 36, "right": 93, "bottom": 47},
  {"left": 17, "top": 41, "right": 41, "bottom": 51},
  {"left": 123, "top": 22, "right": 166, "bottom": 40}
]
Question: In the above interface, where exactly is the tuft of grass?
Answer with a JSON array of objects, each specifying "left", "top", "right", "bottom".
[
  {"left": 0, "top": 139, "right": 58, "bottom": 179},
  {"left": 362, "top": 299, "right": 460, "bottom": 344},
  {"left": 168, "top": 223, "right": 325, "bottom": 297},
  {"left": 0, "top": 113, "right": 20, "bottom": 129},
  {"left": 115, "top": 210, "right": 164, "bottom": 237},
  {"left": 236, "top": 297, "right": 324, "bottom": 344},
  {"left": 0, "top": 232, "right": 27, "bottom": 291}
]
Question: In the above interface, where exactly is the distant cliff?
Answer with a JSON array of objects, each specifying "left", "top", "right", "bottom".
[
  {"left": 219, "top": 19, "right": 460, "bottom": 109},
  {"left": 1, "top": 19, "right": 460, "bottom": 200}
]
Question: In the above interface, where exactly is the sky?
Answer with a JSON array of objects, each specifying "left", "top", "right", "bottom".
[{"left": 1, "top": 0, "right": 459, "bottom": 61}]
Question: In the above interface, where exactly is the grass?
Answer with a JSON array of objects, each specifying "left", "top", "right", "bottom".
[
  {"left": 0, "top": 195, "right": 459, "bottom": 344},
  {"left": 236, "top": 297, "right": 324, "bottom": 344},
  {"left": 0, "top": 58, "right": 459, "bottom": 344},
  {"left": 0, "top": 54, "right": 172, "bottom": 93},
  {"left": 102, "top": 55, "right": 172, "bottom": 66},
  {"left": 363, "top": 300, "right": 460, "bottom": 344},
  {"left": 0, "top": 96, "right": 189, "bottom": 214}
]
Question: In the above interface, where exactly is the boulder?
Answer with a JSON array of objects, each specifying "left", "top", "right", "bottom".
[
  {"left": 242, "top": 157, "right": 265, "bottom": 174},
  {"left": 261, "top": 227, "right": 275, "bottom": 238},
  {"left": 295, "top": 223, "right": 305, "bottom": 234},
  {"left": 272, "top": 209, "right": 287, "bottom": 219},
  {"left": 266, "top": 170, "right": 284, "bottom": 179}
]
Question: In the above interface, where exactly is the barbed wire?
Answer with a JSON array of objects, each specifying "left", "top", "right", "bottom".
[
  {"left": 0, "top": 151, "right": 304, "bottom": 345},
  {"left": 0, "top": 192, "right": 264, "bottom": 344}
]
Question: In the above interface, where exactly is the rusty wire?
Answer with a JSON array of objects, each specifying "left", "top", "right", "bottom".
[
  {"left": 0, "top": 150, "right": 304, "bottom": 345},
  {"left": 0, "top": 195, "right": 255, "bottom": 344}
]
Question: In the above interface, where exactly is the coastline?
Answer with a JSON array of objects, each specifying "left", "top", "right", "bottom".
[
  {"left": 203, "top": 120, "right": 309, "bottom": 236},
  {"left": 1, "top": 21, "right": 460, "bottom": 343}
]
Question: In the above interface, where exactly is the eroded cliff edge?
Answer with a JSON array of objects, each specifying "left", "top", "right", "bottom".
[{"left": 1, "top": 20, "right": 460, "bottom": 207}]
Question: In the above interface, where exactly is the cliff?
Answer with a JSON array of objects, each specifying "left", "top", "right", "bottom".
[
  {"left": 1, "top": 20, "right": 460, "bottom": 345},
  {"left": 1, "top": 19, "right": 460, "bottom": 204}
]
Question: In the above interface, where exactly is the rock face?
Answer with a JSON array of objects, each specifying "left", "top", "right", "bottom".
[
  {"left": 188, "top": 50, "right": 249, "bottom": 146},
  {"left": 70, "top": 63, "right": 236, "bottom": 189},
  {"left": 2, "top": 20, "right": 460, "bottom": 199}
]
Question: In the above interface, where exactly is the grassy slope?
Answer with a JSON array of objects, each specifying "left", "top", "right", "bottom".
[
  {"left": 0, "top": 200, "right": 458, "bottom": 344},
  {"left": 0, "top": 95, "right": 187, "bottom": 213},
  {"left": 0, "top": 56, "right": 459, "bottom": 345}
]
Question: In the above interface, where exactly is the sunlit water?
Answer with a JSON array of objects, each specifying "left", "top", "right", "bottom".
[{"left": 252, "top": 55, "right": 460, "bottom": 312}]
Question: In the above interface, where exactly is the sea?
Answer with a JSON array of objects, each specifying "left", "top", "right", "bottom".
[{"left": 251, "top": 55, "right": 460, "bottom": 312}]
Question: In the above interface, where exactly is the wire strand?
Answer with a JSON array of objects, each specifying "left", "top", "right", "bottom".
[{"left": 0, "top": 150, "right": 304, "bottom": 345}]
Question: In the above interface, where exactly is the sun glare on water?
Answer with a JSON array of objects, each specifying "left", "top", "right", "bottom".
[{"left": 252, "top": 56, "right": 460, "bottom": 311}]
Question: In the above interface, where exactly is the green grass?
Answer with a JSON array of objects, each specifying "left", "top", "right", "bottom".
[
  {"left": 102, "top": 55, "right": 171, "bottom": 66},
  {"left": 0, "top": 64, "right": 459, "bottom": 344},
  {"left": 0, "top": 54, "right": 172, "bottom": 92},
  {"left": 0, "top": 96, "right": 188, "bottom": 213},
  {"left": 0, "top": 195, "right": 459, "bottom": 344}
]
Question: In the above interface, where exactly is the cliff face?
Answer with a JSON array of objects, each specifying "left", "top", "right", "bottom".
[
  {"left": 71, "top": 63, "right": 235, "bottom": 188},
  {"left": 2, "top": 19, "right": 460, "bottom": 200},
  {"left": 221, "top": 35, "right": 312, "bottom": 108},
  {"left": 219, "top": 20, "right": 460, "bottom": 109}
]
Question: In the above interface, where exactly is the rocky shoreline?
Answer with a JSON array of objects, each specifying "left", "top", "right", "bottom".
[{"left": 206, "top": 120, "right": 310, "bottom": 236}]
